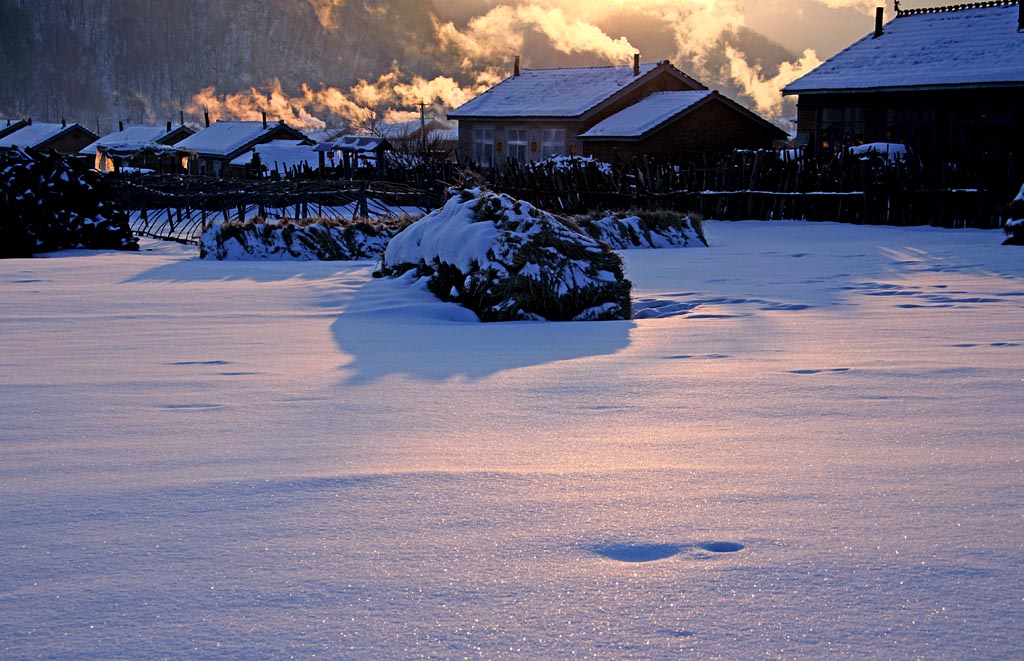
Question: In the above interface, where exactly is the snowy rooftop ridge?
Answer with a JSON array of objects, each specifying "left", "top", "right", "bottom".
[
  {"left": 448, "top": 62, "right": 704, "bottom": 120},
  {"left": 0, "top": 122, "right": 93, "bottom": 149},
  {"left": 175, "top": 121, "right": 305, "bottom": 158},
  {"left": 579, "top": 91, "right": 714, "bottom": 139},
  {"left": 783, "top": 2, "right": 1024, "bottom": 94},
  {"left": 78, "top": 125, "right": 183, "bottom": 156},
  {"left": 228, "top": 140, "right": 319, "bottom": 171}
]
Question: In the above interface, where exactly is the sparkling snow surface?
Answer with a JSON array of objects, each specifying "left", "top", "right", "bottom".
[
  {"left": 784, "top": 5, "right": 1024, "bottom": 93},
  {"left": 2, "top": 222, "right": 1023, "bottom": 658}
]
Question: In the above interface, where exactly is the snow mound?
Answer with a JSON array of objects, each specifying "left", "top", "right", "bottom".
[
  {"left": 380, "top": 188, "right": 632, "bottom": 322},
  {"left": 0, "top": 147, "right": 138, "bottom": 258},
  {"left": 576, "top": 210, "right": 708, "bottom": 249},
  {"left": 199, "top": 217, "right": 413, "bottom": 261},
  {"left": 1004, "top": 182, "right": 1024, "bottom": 246}
]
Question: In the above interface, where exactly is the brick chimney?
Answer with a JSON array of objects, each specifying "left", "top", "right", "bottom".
[
  {"left": 514, "top": 55, "right": 520, "bottom": 77},
  {"left": 204, "top": 108, "right": 210, "bottom": 127},
  {"left": 261, "top": 110, "right": 267, "bottom": 128},
  {"left": 118, "top": 120, "right": 124, "bottom": 132},
  {"left": 873, "top": 7, "right": 884, "bottom": 38},
  {"left": 633, "top": 53, "right": 640, "bottom": 76}
]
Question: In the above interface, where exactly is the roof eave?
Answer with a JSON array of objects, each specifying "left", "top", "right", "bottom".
[{"left": 784, "top": 80, "right": 1024, "bottom": 96}]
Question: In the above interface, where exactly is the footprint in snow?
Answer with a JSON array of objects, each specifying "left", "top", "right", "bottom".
[
  {"left": 787, "top": 368, "right": 850, "bottom": 375},
  {"left": 589, "top": 543, "right": 681, "bottom": 562},
  {"left": 587, "top": 540, "right": 745, "bottom": 562}
]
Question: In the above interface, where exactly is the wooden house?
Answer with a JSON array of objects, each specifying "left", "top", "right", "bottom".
[
  {"left": 448, "top": 56, "right": 716, "bottom": 168},
  {"left": 229, "top": 140, "right": 321, "bottom": 178},
  {"left": 174, "top": 118, "right": 311, "bottom": 177},
  {"left": 80, "top": 122, "right": 195, "bottom": 173},
  {"left": 782, "top": 1, "right": 1024, "bottom": 175},
  {"left": 580, "top": 91, "right": 786, "bottom": 162},
  {"left": 0, "top": 120, "right": 99, "bottom": 155},
  {"left": 315, "top": 135, "right": 393, "bottom": 179}
]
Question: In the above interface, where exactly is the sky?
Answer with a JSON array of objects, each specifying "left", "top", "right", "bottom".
[{"left": 196, "top": 0, "right": 922, "bottom": 129}]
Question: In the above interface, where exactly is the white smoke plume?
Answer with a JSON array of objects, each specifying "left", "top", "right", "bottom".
[
  {"left": 726, "top": 46, "right": 823, "bottom": 117},
  {"left": 197, "top": 0, "right": 852, "bottom": 129}
]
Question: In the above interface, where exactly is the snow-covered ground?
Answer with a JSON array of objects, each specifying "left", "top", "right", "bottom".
[{"left": 1, "top": 221, "right": 1021, "bottom": 659}]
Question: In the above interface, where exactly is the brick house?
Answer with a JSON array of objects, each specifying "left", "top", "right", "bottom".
[
  {"left": 448, "top": 57, "right": 734, "bottom": 168},
  {"left": 782, "top": 0, "right": 1024, "bottom": 175},
  {"left": 580, "top": 91, "right": 786, "bottom": 162}
]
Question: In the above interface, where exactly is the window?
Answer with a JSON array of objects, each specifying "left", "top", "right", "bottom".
[
  {"left": 819, "top": 107, "right": 865, "bottom": 151},
  {"left": 507, "top": 128, "right": 529, "bottom": 164},
  {"left": 470, "top": 126, "right": 494, "bottom": 167},
  {"left": 540, "top": 129, "right": 565, "bottom": 159}
]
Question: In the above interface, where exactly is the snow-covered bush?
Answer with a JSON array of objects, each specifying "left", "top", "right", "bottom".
[
  {"left": 199, "top": 216, "right": 416, "bottom": 260},
  {"left": 1004, "top": 183, "right": 1024, "bottom": 246},
  {"left": 379, "top": 188, "right": 632, "bottom": 322},
  {"left": 574, "top": 209, "right": 707, "bottom": 249},
  {"left": 0, "top": 147, "right": 138, "bottom": 258},
  {"left": 534, "top": 155, "right": 613, "bottom": 176}
]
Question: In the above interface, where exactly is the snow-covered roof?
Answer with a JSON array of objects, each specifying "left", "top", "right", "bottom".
[
  {"left": 318, "top": 135, "right": 391, "bottom": 153},
  {"left": 228, "top": 140, "right": 319, "bottom": 171},
  {"left": 448, "top": 62, "right": 704, "bottom": 120},
  {"left": 384, "top": 118, "right": 456, "bottom": 139},
  {"left": 175, "top": 121, "right": 305, "bottom": 158},
  {"left": 784, "top": 3, "right": 1024, "bottom": 94},
  {"left": 579, "top": 91, "right": 714, "bottom": 138},
  {"left": 78, "top": 124, "right": 182, "bottom": 156},
  {"left": 0, "top": 122, "right": 90, "bottom": 149}
]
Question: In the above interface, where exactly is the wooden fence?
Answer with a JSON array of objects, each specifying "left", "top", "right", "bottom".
[
  {"left": 484, "top": 150, "right": 1014, "bottom": 229},
  {"left": 110, "top": 174, "right": 440, "bottom": 243}
]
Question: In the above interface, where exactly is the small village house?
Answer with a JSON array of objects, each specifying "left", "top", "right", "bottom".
[
  {"left": 447, "top": 56, "right": 784, "bottom": 168},
  {"left": 783, "top": 0, "right": 1024, "bottom": 183},
  {"left": 229, "top": 140, "right": 321, "bottom": 178},
  {"left": 174, "top": 115, "right": 311, "bottom": 176},
  {"left": 314, "top": 135, "right": 393, "bottom": 179},
  {"left": 81, "top": 122, "right": 195, "bottom": 173},
  {"left": 579, "top": 91, "right": 786, "bottom": 162},
  {"left": 0, "top": 119, "right": 99, "bottom": 155}
]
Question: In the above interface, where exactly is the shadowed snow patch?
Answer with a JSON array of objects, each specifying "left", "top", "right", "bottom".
[
  {"left": 589, "top": 543, "right": 681, "bottom": 562},
  {"left": 697, "top": 541, "right": 745, "bottom": 553}
]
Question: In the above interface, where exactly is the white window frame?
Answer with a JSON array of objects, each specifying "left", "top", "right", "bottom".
[
  {"left": 540, "top": 128, "right": 566, "bottom": 159},
  {"left": 470, "top": 126, "right": 494, "bottom": 167},
  {"left": 506, "top": 128, "right": 529, "bottom": 164}
]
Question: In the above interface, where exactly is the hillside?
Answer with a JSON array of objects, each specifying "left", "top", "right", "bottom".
[{"left": 0, "top": 0, "right": 446, "bottom": 132}]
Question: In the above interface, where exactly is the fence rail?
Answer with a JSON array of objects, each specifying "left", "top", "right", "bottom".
[{"left": 110, "top": 174, "right": 441, "bottom": 243}]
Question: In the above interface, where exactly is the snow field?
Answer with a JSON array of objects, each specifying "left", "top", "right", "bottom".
[{"left": 1, "top": 221, "right": 1022, "bottom": 658}]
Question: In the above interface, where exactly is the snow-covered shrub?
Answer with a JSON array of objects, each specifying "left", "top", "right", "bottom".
[
  {"left": 574, "top": 209, "right": 708, "bottom": 249},
  {"left": 199, "top": 216, "right": 417, "bottom": 260},
  {"left": 0, "top": 147, "right": 138, "bottom": 258},
  {"left": 379, "top": 188, "right": 632, "bottom": 322},
  {"left": 534, "top": 155, "right": 613, "bottom": 176},
  {"left": 1004, "top": 183, "right": 1024, "bottom": 246}
]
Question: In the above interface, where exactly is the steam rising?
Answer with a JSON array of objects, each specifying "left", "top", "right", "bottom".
[{"left": 194, "top": 0, "right": 876, "bottom": 130}]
